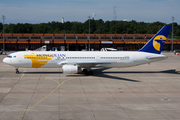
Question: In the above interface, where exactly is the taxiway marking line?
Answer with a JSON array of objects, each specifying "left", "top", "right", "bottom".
[{"left": 15, "top": 78, "right": 74, "bottom": 120}]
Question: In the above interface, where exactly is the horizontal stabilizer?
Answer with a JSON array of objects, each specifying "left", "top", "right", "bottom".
[{"left": 146, "top": 56, "right": 167, "bottom": 60}]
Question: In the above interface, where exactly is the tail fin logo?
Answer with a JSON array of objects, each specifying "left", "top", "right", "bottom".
[{"left": 153, "top": 35, "right": 167, "bottom": 51}]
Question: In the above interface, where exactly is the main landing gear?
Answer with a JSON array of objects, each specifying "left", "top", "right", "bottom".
[
  {"left": 15, "top": 67, "right": 19, "bottom": 74},
  {"left": 82, "top": 69, "right": 93, "bottom": 76}
]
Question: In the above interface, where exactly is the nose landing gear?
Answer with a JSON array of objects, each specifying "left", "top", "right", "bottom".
[{"left": 15, "top": 67, "right": 19, "bottom": 74}]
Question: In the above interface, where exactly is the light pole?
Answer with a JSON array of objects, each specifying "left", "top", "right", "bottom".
[
  {"left": 2, "top": 15, "right": 5, "bottom": 53},
  {"left": 88, "top": 16, "right": 91, "bottom": 51},
  {"left": 171, "top": 16, "right": 174, "bottom": 51},
  {"left": 177, "top": 30, "right": 179, "bottom": 39}
]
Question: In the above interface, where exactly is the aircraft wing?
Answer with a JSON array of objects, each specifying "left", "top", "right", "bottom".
[
  {"left": 58, "top": 61, "right": 114, "bottom": 68},
  {"left": 76, "top": 61, "right": 113, "bottom": 68}
]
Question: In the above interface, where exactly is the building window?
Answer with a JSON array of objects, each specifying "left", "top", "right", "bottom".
[
  {"left": 78, "top": 37, "right": 87, "bottom": 39},
  {"left": 146, "top": 37, "right": 152, "bottom": 39},
  {"left": 124, "top": 37, "right": 134, "bottom": 39},
  {"left": 31, "top": 37, "right": 41, "bottom": 39},
  {"left": 43, "top": 37, "right": 52, "bottom": 39},
  {"left": 55, "top": 37, "right": 64, "bottom": 39},
  {"left": 90, "top": 37, "right": 99, "bottom": 39},
  {"left": 19, "top": 37, "right": 29, "bottom": 39},
  {"left": 101, "top": 37, "right": 110, "bottom": 39},
  {"left": 7, "top": 37, "right": 17, "bottom": 39},
  {"left": 66, "top": 37, "right": 76, "bottom": 39},
  {"left": 112, "top": 37, "right": 122, "bottom": 39},
  {"left": 136, "top": 37, "right": 145, "bottom": 39}
]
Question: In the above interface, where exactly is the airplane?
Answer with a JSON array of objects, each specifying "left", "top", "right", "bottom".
[{"left": 3, "top": 25, "right": 172, "bottom": 75}]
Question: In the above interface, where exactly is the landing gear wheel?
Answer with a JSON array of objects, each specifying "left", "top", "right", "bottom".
[
  {"left": 83, "top": 69, "right": 89, "bottom": 76},
  {"left": 15, "top": 69, "right": 19, "bottom": 74},
  {"left": 82, "top": 69, "right": 93, "bottom": 76},
  {"left": 89, "top": 71, "right": 93, "bottom": 75},
  {"left": 82, "top": 69, "right": 87, "bottom": 73},
  {"left": 85, "top": 71, "right": 89, "bottom": 76}
]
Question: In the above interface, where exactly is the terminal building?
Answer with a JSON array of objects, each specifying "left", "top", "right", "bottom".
[{"left": 0, "top": 33, "right": 180, "bottom": 51}]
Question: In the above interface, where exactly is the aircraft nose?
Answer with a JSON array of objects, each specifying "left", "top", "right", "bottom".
[{"left": 3, "top": 58, "right": 9, "bottom": 64}]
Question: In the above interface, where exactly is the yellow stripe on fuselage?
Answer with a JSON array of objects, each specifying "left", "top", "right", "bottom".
[{"left": 24, "top": 53, "right": 53, "bottom": 68}]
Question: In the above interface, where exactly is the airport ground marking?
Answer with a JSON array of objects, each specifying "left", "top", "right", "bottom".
[{"left": 15, "top": 78, "right": 75, "bottom": 120}]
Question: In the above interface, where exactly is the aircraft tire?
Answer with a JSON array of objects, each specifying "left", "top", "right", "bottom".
[{"left": 89, "top": 71, "right": 93, "bottom": 75}]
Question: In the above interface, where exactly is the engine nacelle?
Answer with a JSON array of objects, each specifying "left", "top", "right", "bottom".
[{"left": 62, "top": 65, "right": 81, "bottom": 74}]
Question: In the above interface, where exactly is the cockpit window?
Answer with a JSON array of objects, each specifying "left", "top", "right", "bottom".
[{"left": 7, "top": 56, "right": 12, "bottom": 58}]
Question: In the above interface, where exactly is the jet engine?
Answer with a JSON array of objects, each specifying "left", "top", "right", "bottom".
[{"left": 62, "top": 65, "right": 81, "bottom": 74}]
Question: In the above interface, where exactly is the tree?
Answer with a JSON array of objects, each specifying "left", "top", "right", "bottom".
[{"left": 1, "top": 20, "right": 179, "bottom": 35}]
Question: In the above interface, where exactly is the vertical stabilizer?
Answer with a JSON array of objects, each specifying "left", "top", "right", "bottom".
[{"left": 139, "top": 25, "right": 172, "bottom": 54}]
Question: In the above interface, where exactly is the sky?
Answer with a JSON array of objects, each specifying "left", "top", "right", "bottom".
[{"left": 0, "top": 0, "right": 180, "bottom": 24}]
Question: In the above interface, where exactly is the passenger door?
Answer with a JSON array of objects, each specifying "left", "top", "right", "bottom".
[
  {"left": 96, "top": 56, "right": 100, "bottom": 61},
  {"left": 18, "top": 55, "right": 22, "bottom": 62},
  {"left": 133, "top": 55, "right": 137, "bottom": 62}
]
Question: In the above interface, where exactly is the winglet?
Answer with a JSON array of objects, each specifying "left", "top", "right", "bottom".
[{"left": 138, "top": 25, "right": 172, "bottom": 54}]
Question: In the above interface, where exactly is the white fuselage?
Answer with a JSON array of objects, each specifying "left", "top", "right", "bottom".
[{"left": 3, "top": 51, "right": 167, "bottom": 69}]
